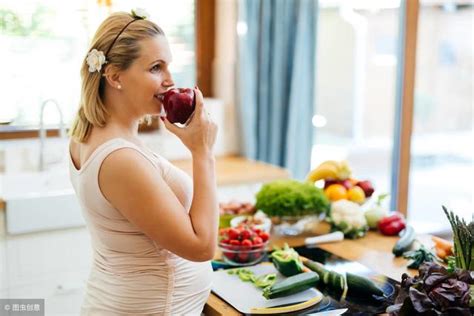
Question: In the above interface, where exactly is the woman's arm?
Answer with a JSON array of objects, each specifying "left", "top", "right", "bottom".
[
  {"left": 99, "top": 88, "right": 219, "bottom": 262},
  {"left": 99, "top": 148, "right": 218, "bottom": 262}
]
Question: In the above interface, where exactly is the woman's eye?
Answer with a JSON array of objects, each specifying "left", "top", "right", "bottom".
[{"left": 151, "top": 64, "right": 161, "bottom": 72}]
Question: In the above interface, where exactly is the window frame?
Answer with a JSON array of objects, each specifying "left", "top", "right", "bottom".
[{"left": 391, "top": 0, "right": 419, "bottom": 217}]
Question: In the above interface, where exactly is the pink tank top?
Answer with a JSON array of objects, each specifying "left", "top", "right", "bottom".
[{"left": 68, "top": 138, "right": 212, "bottom": 315}]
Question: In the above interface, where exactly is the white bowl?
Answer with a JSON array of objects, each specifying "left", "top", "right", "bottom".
[{"left": 230, "top": 212, "right": 272, "bottom": 233}]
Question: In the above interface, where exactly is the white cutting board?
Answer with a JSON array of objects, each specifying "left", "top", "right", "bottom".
[{"left": 212, "top": 262, "right": 323, "bottom": 314}]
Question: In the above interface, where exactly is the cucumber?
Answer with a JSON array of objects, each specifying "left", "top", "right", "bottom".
[
  {"left": 346, "top": 272, "right": 384, "bottom": 297},
  {"left": 303, "top": 259, "right": 327, "bottom": 278},
  {"left": 330, "top": 272, "right": 345, "bottom": 293},
  {"left": 304, "top": 259, "right": 344, "bottom": 293},
  {"left": 392, "top": 225, "right": 416, "bottom": 257},
  {"left": 323, "top": 270, "right": 330, "bottom": 284},
  {"left": 262, "top": 271, "right": 319, "bottom": 299}
]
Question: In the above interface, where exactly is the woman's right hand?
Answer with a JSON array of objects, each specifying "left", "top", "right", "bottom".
[{"left": 162, "top": 87, "right": 218, "bottom": 157}]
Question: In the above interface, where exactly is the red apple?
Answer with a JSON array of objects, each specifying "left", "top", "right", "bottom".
[
  {"left": 162, "top": 88, "right": 196, "bottom": 124},
  {"left": 324, "top": 179, "right": 338, "bottom": 189},
  {"left": 339, "top": 179, "right": 353, "bottom": 190},
  {"left": 324, "top": 179, "right": 352, "bottom": 190},
  {"left": 356, "top": 180, "right": 374, "bottom": 198}
]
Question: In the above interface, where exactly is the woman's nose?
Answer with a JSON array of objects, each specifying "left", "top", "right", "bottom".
[
  {"left": 162, "top": 78, "right": 174, "bottom": 88},
  {"left": 162, "top": 71, "right": 174, "bottom": 88}
]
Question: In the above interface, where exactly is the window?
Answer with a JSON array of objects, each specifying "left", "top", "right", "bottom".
[
  {"left": 408, "top": 1, "right": 473, "bottom": 230},
  {"left": 313, "top": 1, "right": 401, "bottom": 199},
  {"left": 313, "top": 0, "right": 472, "bottom": 233},
  {"left": 0, "top": 0, "right": 195, "bottom": 127}
]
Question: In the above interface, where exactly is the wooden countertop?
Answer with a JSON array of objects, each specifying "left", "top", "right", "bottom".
[
  {"left": 204, "top": 224, "right": 432, "bottom": 316},
  {"left": 0, "top": 155, "right": 290, "bottom": 210},
  {"left": 172, "top": 155, "right": 290, "bottom": 186}
]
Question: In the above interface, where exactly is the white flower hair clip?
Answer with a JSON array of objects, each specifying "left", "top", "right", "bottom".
[
  {"left": 131, "top": 8, "right": 150, "bottom": 20},
  {"left": 86, "top": 49, "right": 107, "bottom": 73}
]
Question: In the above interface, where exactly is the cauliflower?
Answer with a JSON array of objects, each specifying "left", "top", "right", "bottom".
[{"left": 329, "top": 200, "right": 368, "bottom": 239}]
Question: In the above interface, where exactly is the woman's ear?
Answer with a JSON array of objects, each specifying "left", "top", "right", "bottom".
[{"left": 103, "top": 65, "right": 122, "bottom": 90}]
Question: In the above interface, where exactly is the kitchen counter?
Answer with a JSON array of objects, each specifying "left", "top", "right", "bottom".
[
  {"left": 171, "top": 155, "right": 291, "bottom": 186},
  {"left": 203, "top": 226, "right": 432, "bottom": 316}
]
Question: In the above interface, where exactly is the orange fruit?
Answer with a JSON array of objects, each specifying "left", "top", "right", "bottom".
[
  {"left": 347, "top": 186, "right": 366, "bottom": 204},
  {"left": 324, "top": 184, "right": 348, "bottom": 201}
]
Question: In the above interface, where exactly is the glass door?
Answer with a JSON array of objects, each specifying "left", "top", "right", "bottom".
[
  {"left": 313, "top": 1, "right": 402, "bottom": 204},
  {"left": 408, "top": 1, "right": 473, "bottom": 233}
]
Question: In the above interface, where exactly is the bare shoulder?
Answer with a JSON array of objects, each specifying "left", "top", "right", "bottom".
[{"left": 100, "top": 146, "right": 155, "bottom": 179}]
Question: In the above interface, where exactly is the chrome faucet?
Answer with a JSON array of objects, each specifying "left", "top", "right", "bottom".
[{"left": 39, "top": 99, "right": 66, "bottom": 171}]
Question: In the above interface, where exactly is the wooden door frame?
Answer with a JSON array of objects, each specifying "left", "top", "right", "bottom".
[{"left": 391, "top": 0, "right": 419, "bottom": 216}]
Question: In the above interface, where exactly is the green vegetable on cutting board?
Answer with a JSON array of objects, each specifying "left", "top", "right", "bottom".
[
  {"left": 255, "top": 274, "right": 277, "bottom": 289},
  {"left": 345, "top": 272, "right": 384, "bottom": 298},
  {"left": 270, "top": 243, "right": 304, "bottom": 277},
  {"left": 262, "top": 271, "right": 319, "bottom": 299},
  {"left": 303, "top": 259, "right": 345, "bottom": 294},
  {"left": 227, "top": 268, "right": 277, "bottom": 289},
  {"left": 304, "top": 259, "right": 385, "bottom": 298}
]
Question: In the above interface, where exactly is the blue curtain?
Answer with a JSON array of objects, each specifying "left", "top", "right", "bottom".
[{"left": 237, "top": 0, "right": 318, "bottom": 180}]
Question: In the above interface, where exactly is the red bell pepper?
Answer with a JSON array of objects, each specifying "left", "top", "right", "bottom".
[{"left": 378, "top": 212, "right": 406, "bottom": 236}]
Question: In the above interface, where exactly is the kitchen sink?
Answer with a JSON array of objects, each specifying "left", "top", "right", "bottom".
[{"left": 1, "top": 171, "right": 84, "bottom": 235}]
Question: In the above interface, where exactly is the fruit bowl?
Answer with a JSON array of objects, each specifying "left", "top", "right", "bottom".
[
  {"left": 218, "top": 240, "right": 269, "bottom": 266},
  {"left": 218, "top": 225, "right": 270, "bottom": 266}
]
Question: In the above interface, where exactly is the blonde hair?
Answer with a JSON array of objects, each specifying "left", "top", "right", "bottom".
[{"left": 70, "top": 12, "right": 164, "bottom": 142}]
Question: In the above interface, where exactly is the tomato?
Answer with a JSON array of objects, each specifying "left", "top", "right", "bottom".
[
  {"left": 241, "top": 239, "right": 252, "bottom": 249},
  {"left": 259, "top": 231, "right": 269, "bottom": 242},
  {"left": 223, "top": 251, "right": 235, "bottom": 260},
  {"left": 252, "top": 236, "right": 263, "bottom": 246},
  {"left": 228, "top": 228, "right": 240, "bottom": 240},
  {"left": 238, "top": 252, "right": 249, "bottom": 262},
  {"left": 252, "top": 251, "right": 262, "bottom": 261},
  {"left": 253, "top": 228, "right": 262, "bottom": 235},
  {"left": 220, "top": 239, "right": 230, "bottom": 244},
  {"left": 229, "top": 240, "right": 241, "bottom": 251},
  {"left": 240, "top": 229, "right": 251, "bottom": 240}
]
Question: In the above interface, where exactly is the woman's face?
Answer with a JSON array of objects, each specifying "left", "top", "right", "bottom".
[{"left": 119, "top": 35, "right": 174, "bottom": 117}]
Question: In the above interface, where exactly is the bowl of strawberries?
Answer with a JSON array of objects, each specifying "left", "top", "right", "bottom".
[{"left": 218, "top": 225, "right": 270, "bottom": 266}]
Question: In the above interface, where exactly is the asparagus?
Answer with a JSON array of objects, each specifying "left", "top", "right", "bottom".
[{"left": 442, "top": 206, "right": 473, "bottom": 271}]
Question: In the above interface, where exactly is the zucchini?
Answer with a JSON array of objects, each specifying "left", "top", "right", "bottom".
[
  {"left": 303, "top": 259, "right": 327, "bottom": 278},
  {"left": 304, "top": 259, "right": 344, "bottom": 293},
  {"left": 392, "top": 225, "right": 416, "bottom": 257},
  {"left": 346, "top": 272, "right": 384, "bottom": 297},
  {"left": 262, "top": 271, "right": 319, "bottom": 299}
]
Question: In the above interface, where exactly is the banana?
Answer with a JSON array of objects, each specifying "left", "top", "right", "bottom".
[
  {"left": 306, "top": 160, "right": 352, "bottom": 182},
  {"left": 306, "top": 164, "right": 339, "bottom": 182},
  {"left": 337, "top": 160, "right": 352, "bottom": 180}
]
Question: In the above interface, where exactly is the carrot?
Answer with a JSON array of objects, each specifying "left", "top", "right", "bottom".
[
  {"left": 436, "top": 248, "right": 447, "bottom": 260},
  {"left": 431, "top": 236, "right": 453, "bottom": 252}
]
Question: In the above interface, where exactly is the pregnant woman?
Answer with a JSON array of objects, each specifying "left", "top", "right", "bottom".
[{"left": 68, "top": 10, "right": 218, "bottom": 315}]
